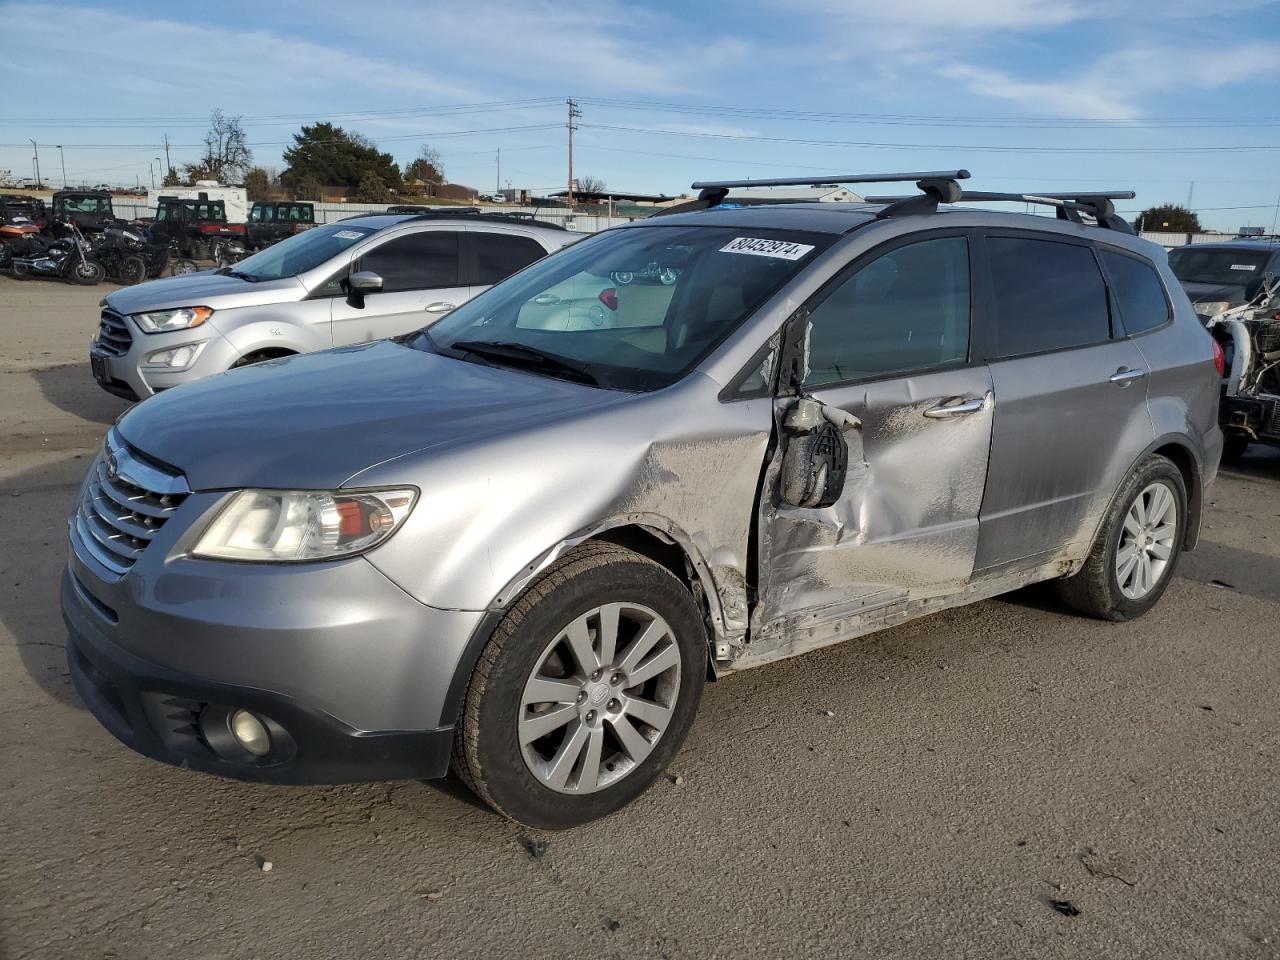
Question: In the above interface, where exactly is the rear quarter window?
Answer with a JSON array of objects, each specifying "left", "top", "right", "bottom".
[
  {"left": 1101, "top": 250, "right": 1170, "bottom": 335},
  {"left": 987, "top": 236, "right": 1110, "bottom": 358}
]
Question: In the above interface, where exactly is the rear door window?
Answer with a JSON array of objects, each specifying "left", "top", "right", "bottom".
[
  {"left": 1101, "top": 250, "right": 1170, "bottom": 335},
  {"left": 359, "top": 231, "right": 460, "bottom": 292},
  {"left": 987, "top": 236, "right": 1110, "bottom": 358},
  {"left": 474, "top": 232, "right": 547, "bottom": 284}
]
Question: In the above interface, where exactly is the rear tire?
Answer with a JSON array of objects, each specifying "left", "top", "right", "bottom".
[
  {"left": 169, "top": 258, "right": 198, "bottom": 277},
  {"left": 1056, "top": 454, "right": 1187, "bottom": 621},
  {"left": 453, "top": 542, "right": 706, "bottom": 829},
  {"left": 117, "top": 255, "right": 147, "bottom": 286},
  {"left": 1220, "top": 434, "right": 1250, "bottom": 464}
]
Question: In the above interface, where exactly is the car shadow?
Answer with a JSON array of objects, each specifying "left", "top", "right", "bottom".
[
  {"left": 1220, "top": 443, "right": 1280, "bottom": 482},
  {"left": 30, "top": 362, "right": 131, "bottom": 425},
  {"left": 0, "top": 453, "right": 88, "bottom": 711}
]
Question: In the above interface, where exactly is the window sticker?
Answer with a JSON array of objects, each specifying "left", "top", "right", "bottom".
[
  {"left": 1229, "top": 264, "right": 1257, "bottom": 271},
  {"left": 334, "top": 230, "right": 365, "bottom": 240},
  {"left": 719, "top": 237, "right": 816, "bottom": 260}
]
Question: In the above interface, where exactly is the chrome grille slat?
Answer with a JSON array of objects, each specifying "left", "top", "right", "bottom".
[
  {"left": 72, "top": 431, "right": 188, "bottom": 578},
  {"left": 96, "top": 309, "right": 133, "bottom": 358}
]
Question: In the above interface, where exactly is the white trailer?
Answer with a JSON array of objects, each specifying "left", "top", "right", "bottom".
[{"left": 147, "top": 181, "right": 248, "bottom": 223}]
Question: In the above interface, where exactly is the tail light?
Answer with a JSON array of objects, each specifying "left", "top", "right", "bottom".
[
  {"left": 598, "top": 288, "right": 618, "bottom": 311},
  {"left": 1212, "top": 339, "right": 1226, "bottom": 377}
]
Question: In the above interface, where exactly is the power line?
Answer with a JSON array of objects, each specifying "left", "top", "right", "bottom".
[{"left": 582, "top": 123, "right": 1280, "bottom": 154}]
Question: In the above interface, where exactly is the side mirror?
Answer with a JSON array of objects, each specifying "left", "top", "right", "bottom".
[
  {"left": 342, "top": 270, "right": 382, "bottom": 309},
  {"left": 779, "top": 397, "right": 859, "bottom": 509}
]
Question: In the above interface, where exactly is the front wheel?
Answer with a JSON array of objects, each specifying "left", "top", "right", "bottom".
[
  {"left": 1056, "top": 454, "right": 1187, "bottom": 621},
  {"left": 69, "top": 259, "right": 105, "bottom": 285},
  {"left": 169, "top": 258, "right": 198, "bottom": 277},
  {"left": 453, "top": 542, "right": 706, "bottom": 829}
]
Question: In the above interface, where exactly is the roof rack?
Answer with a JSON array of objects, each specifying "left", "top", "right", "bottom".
[
  {"left": 653, "top": 170, "right": 970, "bottom": 218},
  {"left": 865, "top": 188, "right": 1137, "bottom": 233}
]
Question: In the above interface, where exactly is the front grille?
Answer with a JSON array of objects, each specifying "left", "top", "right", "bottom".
[
  {"left": 73, "top": 431, "right": 188, "bottom": 578},
  {"left": 1265, "top": 398, "right": 1280, "bottom": 436},
  {"left": 96, "top": 308, "right": 133, "bottom": 357}
]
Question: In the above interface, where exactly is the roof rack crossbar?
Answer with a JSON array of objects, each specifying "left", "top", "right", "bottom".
[
  {"left": 689, "top": 170, "right": 970, "bottom": 191},
  {"left": 867, "top": 188, "right": 1136, "bottom": 234}
]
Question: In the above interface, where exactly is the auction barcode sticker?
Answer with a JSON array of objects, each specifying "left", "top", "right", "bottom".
[
  {"left": 720, "top": 237, "right": 815, "bottom": 260},
  {"left": 1230, "top": 263, "right": 1257, "bottom": 271},
  {"left": 334, "top": 230, "right": 365, "bottom": 240}
]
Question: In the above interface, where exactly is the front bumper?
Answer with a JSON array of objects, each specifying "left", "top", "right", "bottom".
[
  {"left": 64, "top": 569, "right": 454, "bottom": 784},
  {"left": 90, "top": 313, "right": 242, "bottom": 400}
]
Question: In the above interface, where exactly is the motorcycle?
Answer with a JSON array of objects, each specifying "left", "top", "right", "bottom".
[
  {"left": 89, "top": 223, "right": 166, "bottom": 285},
  {"left": 0, "top": 216, "right": 42, "bottom": 269},
  {"left": 210, "top": 236, "right": 247, "bottom": 269},
  {"left": 10, "top": 218, "right": 104, "bottom": 285}
]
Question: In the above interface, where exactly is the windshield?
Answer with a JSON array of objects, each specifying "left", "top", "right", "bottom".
[
  {"left": 59, "top": 196, "right": 112, "bottom": 215},
  {"left": 230, "top": 222, "right": 377, "bottom": 280},
  {"left": 417, "top": 224, "right": 831, "bottom": 391},
  {"left": 1168, "top": 248, "right": 1273, "bottom": 288}
]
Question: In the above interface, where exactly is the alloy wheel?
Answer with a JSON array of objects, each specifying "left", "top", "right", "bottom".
[
  {"left": 519, "top": 602, "right": 681, "bottom": 794},
  {"left": 1116, "top": 481, "right": 1178, "bottom": 600}
]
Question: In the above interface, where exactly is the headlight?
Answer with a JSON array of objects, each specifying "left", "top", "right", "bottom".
[
  {"left": 133, "top": 306, "right": 213, "bottom": 333},
  {"left": 1196, "top": 301, "right": 1231, "bottom": 317},
  {"left": 192, "top": 488, "right": 417, "bottom": 562}
]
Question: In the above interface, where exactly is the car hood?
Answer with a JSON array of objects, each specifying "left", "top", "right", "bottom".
[
  {"left": 104, "top": 272, "right": 305, "bottom": 315},
  {"left": 1178, "top": 280, "right": 1250, "bottom": 307},
  {"left": 116, "top": 340, "right": 626, "bottom": 490}
]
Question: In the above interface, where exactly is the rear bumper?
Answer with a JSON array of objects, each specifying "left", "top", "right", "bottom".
[{"left": 63, "top": 568, "right": 455, "bottom": 784}]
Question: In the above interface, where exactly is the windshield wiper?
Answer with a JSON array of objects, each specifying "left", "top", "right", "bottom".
[{"left": 449, "top": 339, "right": 600, "bottom": 386}]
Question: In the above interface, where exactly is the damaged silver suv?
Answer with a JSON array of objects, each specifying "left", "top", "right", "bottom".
[{"left": 63, "top": 171, "right": 1222, "bottom": 828}]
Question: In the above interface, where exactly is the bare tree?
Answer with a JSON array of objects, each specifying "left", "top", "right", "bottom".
[
  {"left": 404, "top": 145, "right": 445, "bottom": 187},
  {"left": 195, "top": 108, "right": 253, "bottom": 184},
  {"left": 576, "top": 175, "right": 607, "bottom": 195}
]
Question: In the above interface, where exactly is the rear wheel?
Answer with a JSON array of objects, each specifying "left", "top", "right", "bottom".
[
  {"left": 1220, "top": 434, "right": 1250, "bottom": 464},
  {"left": 169, "top": 258, "right": 198, "bottom": 277},
  {"left": 1056, "top": 454, "right": 1187, "bottom": 621},
  {"left": 453, "top": 542, "right": 706, "bottom": 829},
  {"left": 117, "top": 255, "right": 147, "bottom": 286}
]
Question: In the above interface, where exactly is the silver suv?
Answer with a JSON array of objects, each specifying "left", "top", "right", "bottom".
[
  {"left": 89, "top": 213, "right": 573, "bottom": 399},
  {"left": 63, "top": 171, "right": 1223, "bottom": 828}
]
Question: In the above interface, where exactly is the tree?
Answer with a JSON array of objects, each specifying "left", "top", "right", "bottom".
[
  {"left": 1134, "top": 204, "right": 1201, "bottom": 233},
  {"left": 243, "top": 167, "right": 274, "bottom": 201},
  {"left": 161, "top": 167, "right": 182, "bottom": 188},
  {"left": 404, "top": 145, "right": 445, "bottom": 187},
  {"left": 281, "top": 122, "right": 401, "bottom": 192},
  {"left": 189, "top": 108, "right": 253, "bottom": 184},
  {"left": 295, "top": 176, "right": 324, "bottom": 201},
  {"left": 576, "top": 175, "right": 607, "bottom": 195},
  {"left": 355, "top": 171, "right": 392, "bottom": 203}
]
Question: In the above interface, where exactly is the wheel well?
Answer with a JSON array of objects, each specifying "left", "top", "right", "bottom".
[
  {"left": 233, "top": 347, "right": 296, "bottom": 367},
  {"left": 1152, "top": 442, "right": 1201, "bottom": 550},
  {"left": 593, "top": 525, "right": 718, "bottom": 671}
]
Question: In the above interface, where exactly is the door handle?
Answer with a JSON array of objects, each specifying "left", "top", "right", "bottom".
[
  {"left": 923, "top": 397, "right": 986, "bottom": 419},
  {"left": 1108, "top": 367, "right": 1146, "bottom": 386},
  {"left": 424, "top": 301, "right": 456, "bottom": 314}
]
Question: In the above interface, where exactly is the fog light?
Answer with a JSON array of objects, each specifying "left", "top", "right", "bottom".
[
  {"left": 230, "top": 709, "right": 270, "bottom": 756},
  {"left": 144, "top": 342, "right": 204, "bottom": 369}
]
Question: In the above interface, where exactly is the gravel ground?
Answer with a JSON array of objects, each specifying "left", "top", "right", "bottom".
[{"left": 1, "top": 276, "right": 1278, "bottom": 960}]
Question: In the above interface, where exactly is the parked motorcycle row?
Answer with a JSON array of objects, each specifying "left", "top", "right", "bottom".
[{"left": 0, "top": 215, "right": 203, "bottom": 287}]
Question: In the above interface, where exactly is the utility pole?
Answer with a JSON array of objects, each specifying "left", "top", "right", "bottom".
[
  {"left": 1186, "top": 180, "right": 1195, "bottom": 210},
  {"left": 496, "top": 147, "right": 500, "bottom": 194},
  {"left": 163, "top": 133, "right": 172, "bottom": 177},
  {"left": 55, "top": 145, "right": 66, "bottom": 187},
  {"left": 28, "top": 139, "right": 40, "bottom": 188},
  {"left": 566, "top": 98, "right": 581, "bottom": 211},
  {"left": 149, "top": 161, "right": 156, "bottom": 189}
]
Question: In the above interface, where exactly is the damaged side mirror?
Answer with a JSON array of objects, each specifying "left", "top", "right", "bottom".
[{"left": 779, "top": 397, "right": 859, "bottom": 509}]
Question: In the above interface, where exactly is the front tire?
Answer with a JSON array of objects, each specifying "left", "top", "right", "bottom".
[
  {"left": 1220, "top": 434, "right": 1250, "bottom": 464},
  {"left": 1056, "top": 454, "right": 1187, "bottom": 621},
  {"left": 453, "top": 542, "right": 706, "bottom": 829},
  {"left": 69, "top": 259, "right": 104, "bottom": 285},
  {"left": 117, "top": 255, "right": 147, "bottom": 285}
]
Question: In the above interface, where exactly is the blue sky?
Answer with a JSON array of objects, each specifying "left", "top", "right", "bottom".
[{"left": 2, "top": 0, "right": 1279, "bottom": 229}]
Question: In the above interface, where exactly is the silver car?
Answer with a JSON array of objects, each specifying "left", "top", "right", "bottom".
[
  {"left": 63, "top": 172, "right": 1223, "bottom": 828},
  {"left": 88, "top": 214, "right": 573, "bottom": 399}
]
